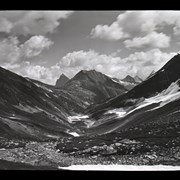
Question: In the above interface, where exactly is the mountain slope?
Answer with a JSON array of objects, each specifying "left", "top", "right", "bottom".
[
  {"left": 83, "top": 54, "right": 180, "bottom": 135},
  {"left": 87, "top": 54, "right": 180, "bottom": 115},
  {"left": 62, "top": 69, "right": 127, "bottom": 106},
  {"left": 0, "top": 67, "right": 80, "bottom": 140},
  {"left": 29, "top": 78, "right": 89, "bottom": 114}
]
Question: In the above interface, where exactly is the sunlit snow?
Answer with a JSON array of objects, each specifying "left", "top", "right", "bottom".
[
  {"left": 67, "top": 114, "right": 94, "bottom": 128},
  {"left": 106, "top": 81, "right": 180, "bottom": 118},
  {"left": 111, "top": 78, "right": 136, "bottom": 86},
  {"left": 66, "top": 130, "right": 80, "bottom": 137},
  {"left": 67, "top": 115, "right": 89, "bottom": 123},
  {"left": 105, "top": 108, "right": 126, "bottom": 117}
]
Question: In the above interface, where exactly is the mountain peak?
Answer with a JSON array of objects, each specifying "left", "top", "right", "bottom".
[
  {"left": 122, "top": 75, "right": 136, "bottom": 84},
  {"left": 55, "top": 73, "right": 69, "bottom": 88},
  {"left": 79, "top": 69, "right": 98, "bottom": 74},
  {"left": 61, "top": 73, "right": 67, "bottom": 77},
  {"left": 72, "top": 69, "right": 105, "bottom": 82}
]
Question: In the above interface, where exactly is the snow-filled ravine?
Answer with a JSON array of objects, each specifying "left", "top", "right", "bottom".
[
  {"left": 105, "top": 80, "right": 180, "bottom": 118},
  {"left": 59, "top": 165, "right": 180, "bottom": 171},
  {"left": 67, "top": 114, "right": 95, "bottom": 128}
]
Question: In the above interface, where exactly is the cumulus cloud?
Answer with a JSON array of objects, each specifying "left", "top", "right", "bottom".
[
  {"left": 3, "top": 61, "right": 61, "bottom": 85},
  {"left": 58, "top": 49, "right": 177, "bottom": 80},
  {"left": 124, "top": 31, "right": 171, "bottom": 48},
  {"left": 20, "top": 35, "right": 53, "bottom": 58},
  {"left": 0, "top": 36, "right": 21, "bottom": 64},
  {"left": 91, "top": 11, "right": 180, "bottom": 42},
  {"left": 0, "top": 17, "right": 13, "bottom": 33},
  {"left": 122, "top": 49, "right": 176, "bottom": 78},
  {"left": 0, "top": 35, "right": 55, "bottom": 84},
  {"left": 0, "top": 11, "right": 73, "bottom": 35},
  {"left": 2, "top": 48, "right": 178, "bottom": 85},
  {"left": 91, "top": 22, "right": 129, "bottom": 40},
  {"left": 0, "top": 35, "right": 53, "bottom": 65},
  {"left": 21, "top": 65, "right": 53, "bottom": 82}
]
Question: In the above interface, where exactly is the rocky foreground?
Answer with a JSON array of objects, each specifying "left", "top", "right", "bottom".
[
  {"left": 0, "top": 113, "right": 180, "bottom": 170},
  {"left": 1, "top": 133, "right": 180, "bottom": 170}
]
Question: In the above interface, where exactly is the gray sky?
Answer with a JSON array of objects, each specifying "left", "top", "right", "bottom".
[{"left": 0, "top": 10, "right": 180, "bottom": 85}]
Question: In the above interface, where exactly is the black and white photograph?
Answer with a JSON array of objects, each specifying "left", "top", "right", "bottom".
[{"left": 0, "top": 10, "right": 180, "bottom": 171}]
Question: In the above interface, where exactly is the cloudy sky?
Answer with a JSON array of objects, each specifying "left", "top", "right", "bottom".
[{"left": 0, "top": 10, "right": 180, "bottom": 85}]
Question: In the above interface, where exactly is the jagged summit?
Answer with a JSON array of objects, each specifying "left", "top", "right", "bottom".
[
  {"left": 122, "top": 75, "right": 136, "bottom": 84},
  {"left": 122, "top": 75, "right": 143, "bottom": 84},
  {"left": 55, "top": 73, "right": 69, "bottom": 88}
]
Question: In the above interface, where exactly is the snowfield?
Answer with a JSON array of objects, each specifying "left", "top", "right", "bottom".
[{"left": 59, "top": 165, "right": 180, "bottom": 171}]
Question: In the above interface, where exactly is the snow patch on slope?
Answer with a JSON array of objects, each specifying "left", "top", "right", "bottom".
[
  {"left": 105, "top": 108, "right": 126, "bottom": 118},
  {"left": 67, "top": 114, "right": 95, "bottom": 128},
  {"left": 66, "top": 130, "right": 80, "bottom": 137},
  {"left": 111, "top": 78, "right": 136, "bottom": 86},
  {"left": 106, "top": 80, "right": 180, "bottom": 118},
  {"left": 67, "top": 115, "right": 89, "bottom": 123}
]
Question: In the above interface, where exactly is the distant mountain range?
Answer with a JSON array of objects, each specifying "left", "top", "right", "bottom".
[{"left": 111, "top": 75, "right": 142, "bottom": 91}]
